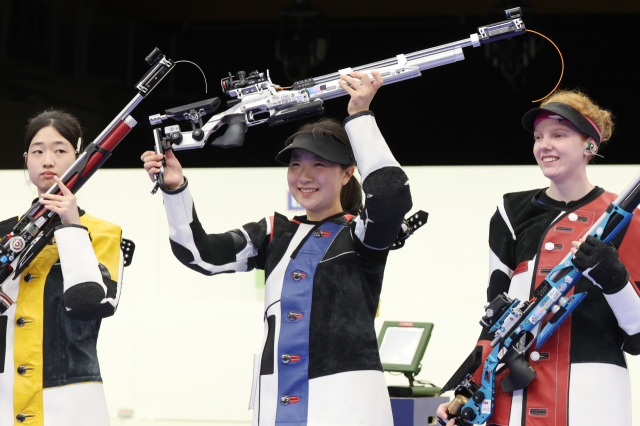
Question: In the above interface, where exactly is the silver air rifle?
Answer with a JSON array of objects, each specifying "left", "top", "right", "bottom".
[{"left": 148, "top": 7, "right": 526, "bottom": 194}]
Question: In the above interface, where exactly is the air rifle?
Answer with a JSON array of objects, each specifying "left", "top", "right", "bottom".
[
  {"left": 147, "top": 8, "right": 526, "bottom": 194},
  {"left": 438, "top": 172, "right": 640, "bottom": 425},
  {"left": 0, "top": 48, "right": 174, "bottom": 313}
]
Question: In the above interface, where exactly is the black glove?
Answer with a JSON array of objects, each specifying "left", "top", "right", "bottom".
[{"left": 573, "top": 235, "right": 629, "bottom": 294}]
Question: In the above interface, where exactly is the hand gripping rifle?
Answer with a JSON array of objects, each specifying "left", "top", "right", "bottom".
[
  {"left": 438, "top": 172, "right": 640, "bottom": 425},
  {"left": 0, "top": 48, "right": 174, "bottom": 308},
  {"left": 147, "top": 8, "right": 526, "bottom": 193}
]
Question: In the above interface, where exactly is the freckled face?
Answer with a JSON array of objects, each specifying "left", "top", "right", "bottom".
[
  {"left": 533, "top": 119, "right": 590, "bottom": 185},
  {"left": 287, "top": 149, "right": 350, "bottom": 218},
  {"left": 26, "top": 126, "right": 76, "bottom": 194}
]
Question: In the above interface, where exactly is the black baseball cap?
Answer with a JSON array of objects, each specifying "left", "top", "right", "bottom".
[
  {"left": 275, "top": 133, "right": 355, "bottom": 166},
  {"left": 522, "top": 102, "right": 601, "bottom": 145}
]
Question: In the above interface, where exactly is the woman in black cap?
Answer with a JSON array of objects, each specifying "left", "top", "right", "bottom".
[
  {"left": 0, "top": 109, "right": 124, "bottom": 425},
  {"left": 438, "top": 90, "right": 640, "bottom": 426},
  {"left": 142, "top": 71, "right": 412, "bottom": 426}
]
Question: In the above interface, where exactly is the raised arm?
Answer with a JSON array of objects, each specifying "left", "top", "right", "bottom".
[
  {"left": 142, "top": 148, "right": 276, "bottom": 275},
  {"left": 339, "top": 71, "right": 412, "bottom": 250},
  {"left": 161, "top": 179, "right": 273, "bottom": 275}
]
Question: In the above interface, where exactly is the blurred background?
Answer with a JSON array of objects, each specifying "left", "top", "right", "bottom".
[
  {"left": 1, "top": 0, "right": 639, "bottom": 169},
  {"left": 2, "top": 1, "right": 640, "bottom": 425}
]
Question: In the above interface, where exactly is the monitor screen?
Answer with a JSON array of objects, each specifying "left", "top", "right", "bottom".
[{"left": 379, "top": 326, "right": 424, "bottom": 365}]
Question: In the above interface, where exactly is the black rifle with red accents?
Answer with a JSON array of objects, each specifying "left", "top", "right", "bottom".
[{"left": 0, "top": 48, "right": 174, "bottom": 309}]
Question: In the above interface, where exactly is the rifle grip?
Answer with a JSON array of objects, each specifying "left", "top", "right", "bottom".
[
  {"left": 500, "top": 349, "right": 537, "bottom": 393},
  {"left": 211, "top": 114, "right": 247, "bottom": 148}
]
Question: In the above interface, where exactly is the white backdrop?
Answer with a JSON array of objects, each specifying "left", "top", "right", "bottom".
[{"left": 1, "top": 165, "right": 639, "bottom": 424}]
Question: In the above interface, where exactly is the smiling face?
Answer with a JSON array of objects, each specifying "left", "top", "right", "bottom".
[
  {"left": 26, "top": 126, "right": 77, "bottom": 195},
  {"left": 533, "top": 119, "right": 592, "bottom": 185},
  {"left": 287, "top": 148, "right": 354, "bottom": 221}
]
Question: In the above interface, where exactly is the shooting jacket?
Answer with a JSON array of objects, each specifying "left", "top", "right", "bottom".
[
  {"left": 479, "top": 187, "right": 640, "bottom": 426},
  {"left": 0, "top": 210, "right": 124, "bottom": 426},
  {"left": 162, "top": 112, "right": 412, "bottom": 426}
]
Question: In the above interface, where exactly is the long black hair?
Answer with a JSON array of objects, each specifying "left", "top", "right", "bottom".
[{"left": 284, "top": 118, "right": 363, "bottom": 216}]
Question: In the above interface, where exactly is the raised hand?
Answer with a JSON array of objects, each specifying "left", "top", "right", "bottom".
[
  {"left": 338, "top": 70, "right": 384, "bottom": 116},
  {"left": 141, "top": 149, "right": 185, "bottom": 191}
]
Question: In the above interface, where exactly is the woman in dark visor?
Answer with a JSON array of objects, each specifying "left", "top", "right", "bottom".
[
  {"left": 142, "top": 71, "right": 412, "bottom": 426},
  {"left": 438, "top": 90, "right": 640, "bottom": 426}
]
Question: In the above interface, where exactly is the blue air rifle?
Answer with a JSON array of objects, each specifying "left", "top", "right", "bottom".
[
  {"left": 0, "top": 48, "right": 174, "bottom": 314},
  {"left": 147, "top": 8, "right": 526, "bottom": 194},
  {"left": 438, "top": 172, "right": 640, "bottom": 425}
]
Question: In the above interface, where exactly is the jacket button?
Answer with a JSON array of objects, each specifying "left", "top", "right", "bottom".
[
  {"left": 287, "top": 311, "right": 301, "bottom": 321},
  {"left": 281, "top": 354, "right": 300, "bottom": 363},
  {"left": 17, "top": 366, "right": 27, "bottom": 375},
  {"left": 291, "top": 271, "right": 306, "bottom": 281},
  {"left": 280, "top": 395, "right": 300, "bottom": 405},
  {"left": 23, "top": 273, "right": 33, "bottom": 282},
  {"left": 568, "top": 213, "right": 578, "bottom": 222},
  {"left": 313, "top": 230, "right": 323, "bottom": 237},
  {"left": 530, "top": 351, "right": 540, "bottom": 361},
  {"left": 16, "top": 414, "right": 26, "bottom": 423},
  {"left": 16, "top": 317, "right": 26, "bottom": 327},
  {"left": 544, "top": 242, "right": 555, "bottom": 251}
]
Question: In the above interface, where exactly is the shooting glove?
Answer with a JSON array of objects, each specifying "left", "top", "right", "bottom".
[{"left": 573, "top": 235, "right": 629, "bottom": 294}]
